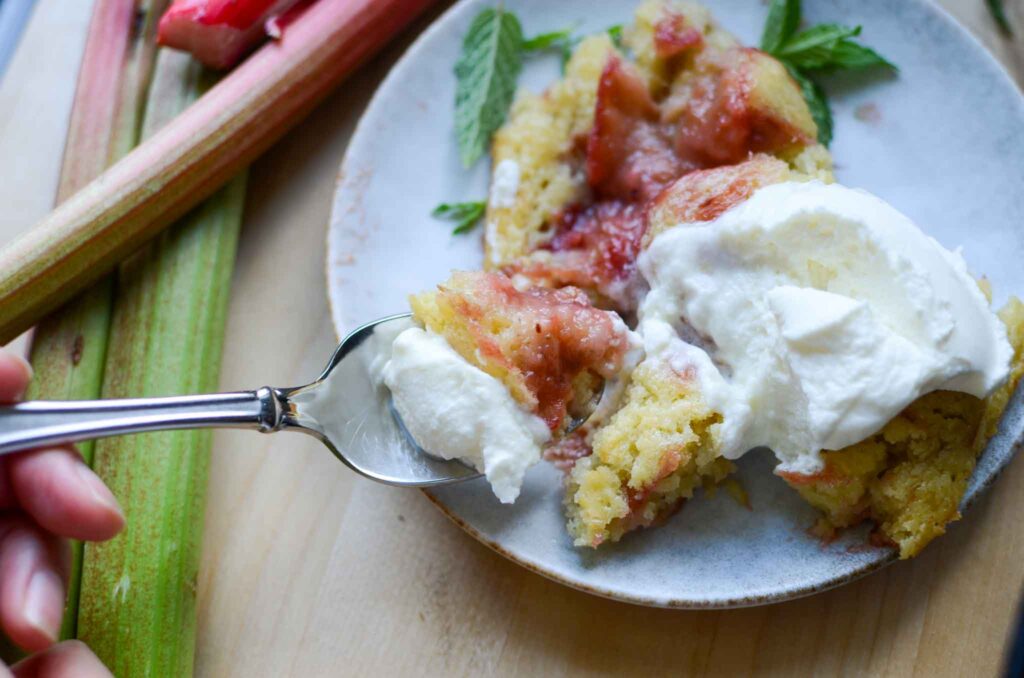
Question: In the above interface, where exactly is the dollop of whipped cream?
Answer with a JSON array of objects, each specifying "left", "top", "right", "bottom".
[
  {"left": 382, "top": 327, "right": 550, "bottom": 502},
  {"left": 640, "top": 181, "right": 1012, "bottom": 474}
]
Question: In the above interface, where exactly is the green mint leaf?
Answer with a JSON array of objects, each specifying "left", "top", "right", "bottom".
[
  {"left": 560, "top": 35, "right": 583, "bottom": 71},
  {"left": 775, "top": 24, "right": 860, "bottom": 68},
  {"left": 454, "top": 8, "right": 524, "bottom": 168},
  {"left": 432, "top": 201, "right": 487, "bottom": 234},
  {"left": 827, "top": 39, "right": 897, "bottom": 71},
  {"left": 522, "top": 28, "right": 572, "bottom": 51},
  {"left": 786, "top": 66, "right": 833, "bottom": 146},
  {"left": 607, "top": 24, "right": 624, "bottom": 48},
  {"left": 986, "top": 0, "right": 1013, "bottom": 35},
  {"left": 761, "top": 0, "right": 801, "bottom": 53}
]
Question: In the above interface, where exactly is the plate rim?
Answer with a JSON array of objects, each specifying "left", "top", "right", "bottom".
[{"left": 325, "top": 0, "right": 1024, "bottom": 608}]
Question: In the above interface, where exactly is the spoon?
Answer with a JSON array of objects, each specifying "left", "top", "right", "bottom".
[{"left": 0, "top": 313, "right": 482, "bottom": 487}]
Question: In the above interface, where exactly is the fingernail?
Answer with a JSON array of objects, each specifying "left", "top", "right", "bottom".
[
  {"left": 24, "top": 569, "right": 63, "bottom": 643},
  {"left": 74, "top": 462, "right": 124, "bottom": 521}
]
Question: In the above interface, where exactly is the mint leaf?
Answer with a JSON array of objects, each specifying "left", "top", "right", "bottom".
[
  {"left": 760, "top": 0, "right": 801, "bottom": 53},
  {"left": 607, "top": 24, "right": 624, "bottom": 48},
  {"left": 786, "top": 66, "right": 832, "bottom": 146},
  {"left": 775, "top": 24, "right": 860, "bottom": 68},
  {"left": 523, "top": 28, "right": 572, "bottom": 51},
  {"left": 432, "top": 201, "right": 487, "bottom": 234},
  {"left": 762, "top": 0, "right": 894, "bottom": 148},
  {"left": 521, "top": 26, "right": 579, "bottom": 71},
  {"left": 828, "top": 40, "right": 897, "bottom": 71},
  {"left": 986, "top": 0, "right": 1013, "bottom": 35},
  {"left": 454, "top": 8, "right": 524, "bottom": 168}
]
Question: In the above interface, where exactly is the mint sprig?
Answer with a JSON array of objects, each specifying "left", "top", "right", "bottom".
[
  {"left": 760, "top": 0, "right": 800, "bottom": 54},
  {"left": 432, "top": 201, "right": 487, "bottom": 234},
  {"left": 454, "top": 9, "right": 633, "bottom": 171},
  {"left": 785, "top": 66, "right": 832, "bottom": 150},
  {"left": 523, "top": 27, "right": 579, "bottom": 69},
  {"left": 760, "top": 0, "right": 895, "bottom": 146},
  {"left": 607, "top": 24, "right": 624, "bottom": 49},
  {"left": 454, "top": 8, "right": 524, "bottom": 168},
  {"left": 987, "top": 0, "right": 1013, "bottom": 35},
  {"left": 522, "top": 28, "right": 573, "bottom": 51}
]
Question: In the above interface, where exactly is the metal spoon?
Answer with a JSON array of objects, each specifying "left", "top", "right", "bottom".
[{"left": 0, "top": 313, "right": 482, "bottom": 487}]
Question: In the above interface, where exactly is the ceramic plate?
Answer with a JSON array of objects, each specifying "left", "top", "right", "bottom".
[{"left": 327, "top": 0, "right": 1024, "bottom": 607}]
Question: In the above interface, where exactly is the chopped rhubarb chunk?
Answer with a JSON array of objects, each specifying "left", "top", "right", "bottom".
[
  {"left": 673, "top": 48, "right": 812, "bottom": 167},
  {"left": 504, "top": 200, "right": 648, "bottom": 311},
  {"left": 654, "top": 11, "right": 704, "bottom": 59},
  {"left": 587, "top": 56, "right": 684, "bottom": 202},
  {"left": 158, "top": 0, "right": 304, "bottom": 69},
  {"left": 546, "top": 201, "right": 647, "bottom": 285}
]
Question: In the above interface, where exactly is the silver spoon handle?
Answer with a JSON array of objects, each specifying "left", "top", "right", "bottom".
[{"left": 0, "top": 387, "right": 290, "bottom": 455}]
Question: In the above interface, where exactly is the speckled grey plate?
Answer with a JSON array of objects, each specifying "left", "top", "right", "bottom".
[{"left": 327, "top": 0, "right": 1024, "bottom": 607}]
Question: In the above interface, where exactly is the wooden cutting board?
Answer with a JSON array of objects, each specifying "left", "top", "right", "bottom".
[{"left": 1, "top": 1, "right": 1023, "bottom": 675}]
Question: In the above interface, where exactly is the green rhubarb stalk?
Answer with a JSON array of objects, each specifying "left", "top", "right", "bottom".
[
  {"left": 75, "top": 48, "right": 247, "bottom": 678},
  {"left": 22, "top": 0, "right": 167, "bottom": 643}
]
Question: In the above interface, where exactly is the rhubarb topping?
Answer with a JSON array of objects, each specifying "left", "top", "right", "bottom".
[{"left": 653, "top": 10, "right": 704, "bottom": 59}]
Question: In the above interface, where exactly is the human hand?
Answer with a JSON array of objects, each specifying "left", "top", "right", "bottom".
[{"left": 0, "top": 350, "right": 124, "bottom": 677}]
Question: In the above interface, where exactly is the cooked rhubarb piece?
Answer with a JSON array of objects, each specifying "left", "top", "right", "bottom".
[
  {"left": 503, "top": 200, "right": 647, "bottom": 311},
  {"left": 587, "top": 55, "right": 682, "bottom": 203},
  {"left": 157, "top": 0, "right": 305, "bottom": 69},
  {"left": 667, "top": 47, "right": 818, "bottom": 168},
  {"left": 653, "top": 9, "right": 704, "bottom": 59},
  {"left": 409, "top": 271, "right": 636, "bottom": 433}
]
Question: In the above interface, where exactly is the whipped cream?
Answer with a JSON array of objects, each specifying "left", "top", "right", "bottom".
[
  {"left": 382, "top": 327, "right": 550, "bottom": 502},
  {"left": 640, "top": 181, "right": 1012, "bottom": 474}
]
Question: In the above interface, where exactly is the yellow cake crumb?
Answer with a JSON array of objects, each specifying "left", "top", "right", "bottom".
[{"left": 566, "top": 358, "right": 733, "bottom": 547}]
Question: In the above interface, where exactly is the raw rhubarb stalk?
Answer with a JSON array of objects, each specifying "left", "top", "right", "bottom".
[
  {"left": 0, "top": 0, "right": 437, "bottom": 344},
  {"left": 157, "top": 0, "right": 304, "bottom": 69},
  {"left": 75, "top": 49, "right": 247, "bottom": 677},
  {"left": 23, "top": 0, "right": 168, "bottom": 643}
]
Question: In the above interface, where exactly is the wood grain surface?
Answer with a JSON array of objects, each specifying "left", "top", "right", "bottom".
[{"left": 1, "top": 1, "right": 1023, "bottom": 675}]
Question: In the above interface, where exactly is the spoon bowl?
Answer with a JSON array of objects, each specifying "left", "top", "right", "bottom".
[
  {"left": 284, "top": 313, "right": 481, "bottom": 486},
  {"left": 0, "top": 314, "right": 481, "bottom": 488}
]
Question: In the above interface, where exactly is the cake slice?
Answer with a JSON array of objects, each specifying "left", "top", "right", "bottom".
[{"left": 780, "top": 298, "right": 1024, "bottom": 558}]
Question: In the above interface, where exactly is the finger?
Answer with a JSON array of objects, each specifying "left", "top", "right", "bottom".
[
  {"left": 0, "top": 519, "right": 68, "bottom": 652},
  {"left": 9, "top": 448, "right": 123, "bottom": 542},
  {"left": 11, "top": 640, "right": 113, "bottom": 678},
  {"left": 0, "top": 351, "right": 31, "bottom": 404}
]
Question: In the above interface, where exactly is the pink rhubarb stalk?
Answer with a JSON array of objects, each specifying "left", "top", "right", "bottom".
[{"left": 0, "top": 0, "right": 438, "bottom": 345}]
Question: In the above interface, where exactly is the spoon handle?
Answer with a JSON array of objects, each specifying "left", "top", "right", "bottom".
[{"left": 0, "top": 387, "right": 290, "bottom": 455}]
